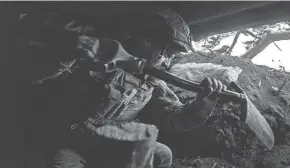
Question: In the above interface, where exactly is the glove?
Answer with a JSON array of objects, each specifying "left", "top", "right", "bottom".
[{"left": 194, "top": 77, "right": 227, "bottom": 119}]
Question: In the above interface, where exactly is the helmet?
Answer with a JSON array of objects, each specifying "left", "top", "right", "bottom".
[
  {"left": 125, "top": 8, "right": 193, "bottom": 53},
  {"left": 156, "top": 9, "right": 193, "bottom": 53}
]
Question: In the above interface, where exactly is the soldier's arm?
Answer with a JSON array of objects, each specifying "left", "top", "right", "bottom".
[
  {"left": 141, "top": 80, "right": 209, "bottom": 132},
  {"left": 35, "top": 35, "right": 125, "bottom": 83},
  {"left": 142, "top": 77, "right": 226, "bottom": 132}
]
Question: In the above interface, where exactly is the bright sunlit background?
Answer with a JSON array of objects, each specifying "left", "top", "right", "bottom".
[
  {"left": 215, "top": 34, "right": 290, "bottom": 72},
  {"left": 193, "top": 22, "right": 290, "bottom": 72}
]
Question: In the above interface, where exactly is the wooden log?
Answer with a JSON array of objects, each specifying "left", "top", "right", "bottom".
[{"left": 85, "top": 121, "right": 159, "bottom": 168}]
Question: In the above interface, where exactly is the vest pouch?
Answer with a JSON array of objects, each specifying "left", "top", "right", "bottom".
[{"left": 94, "top": 82, "right": 125, "bottom": 120}]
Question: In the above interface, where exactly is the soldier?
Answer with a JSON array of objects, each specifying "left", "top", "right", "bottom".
[{"left": 35, "top": 9, "right": 227, "bottom": 168}]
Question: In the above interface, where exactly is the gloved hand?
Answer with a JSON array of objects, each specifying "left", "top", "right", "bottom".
[{"left": 194, "top": 77, "right": 227, "bottom": 119}]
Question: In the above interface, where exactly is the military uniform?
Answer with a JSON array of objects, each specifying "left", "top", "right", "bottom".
[
  {"left": 20, "top": 8, "right": 198, "bottom": 168},
  {"left": 40, "top": 37, "right": 206, "bottom": 168}
]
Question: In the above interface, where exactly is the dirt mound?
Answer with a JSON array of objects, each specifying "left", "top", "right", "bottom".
[
  {"left": 169, "top": 53, "right": 290, "bottom": 168},
  {"left": 172, "top": 157, "right": 237, "bottom": 168},
  {"left": 262, "top": 145, "right": 290, "bottom": 168}
]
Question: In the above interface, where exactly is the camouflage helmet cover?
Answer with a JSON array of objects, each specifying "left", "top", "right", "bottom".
[{"left": 157, "top": 9, "right": 193, "bottom": 52}]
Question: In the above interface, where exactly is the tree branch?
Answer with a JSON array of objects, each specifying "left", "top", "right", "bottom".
[
  {"left": 273, "top": 41, "right": 282, "bottom": 51},
  {"left": 227, "top": 31, "right": 241, "bottom": 54},
  {"left": 240, "top": 30, "right": 290, "bottom": 60},
  {"left": 241, "top": 30, "right": 261, "bottom": 40}
]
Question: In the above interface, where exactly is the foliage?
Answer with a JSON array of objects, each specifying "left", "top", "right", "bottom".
[
  {"left": 193, "top": 21, "right": 290, "bottom": 97},
  {"left": 194, "top": 21, "right": 290, "bottom": 56}
]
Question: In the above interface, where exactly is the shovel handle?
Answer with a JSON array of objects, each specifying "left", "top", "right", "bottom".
[
  {"left": 145, "top": 67, "right": 246, "bottom": 102},
  {"left": 88, "top": 59, "right": 246, "bottom": 102}
]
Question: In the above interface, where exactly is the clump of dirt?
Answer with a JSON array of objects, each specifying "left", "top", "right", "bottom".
[
  {"left": 172, "top": 157, "right": 237, "bottom": 168},
  {"left": 169, "top": 53, "right": 290, "bottom": 168},
  {"left": 262, "top": 145, "right": 290, "bottom": 168}
]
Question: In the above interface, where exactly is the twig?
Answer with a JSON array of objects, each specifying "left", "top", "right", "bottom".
[
  {"left": 227, "top": 31, "right": 241, "bottom": 54},
  {"left": 273, "top": 41, "right": 282, "bottom": 51},
  {"left": 212, "top": 163, "right": 217, "bottom": 168},
  {"left": 275, "top": 73, "right": 287, "bottom": 95},
  {"left": 36, "top": 59, "right": 76, "bottom": 84},
  {"left": 246, "top": 152, "right": 256, "bottom": 164},
  {"left": 241, "top": 30, "right": 261, "bottom": 40},
  {"left": 208, "top": 49, "right": 214, "bottom": 54}
]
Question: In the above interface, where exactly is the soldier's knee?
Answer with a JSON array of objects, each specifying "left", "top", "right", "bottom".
[
  {"left": 154, "top": 142, "right": 173, "bottom": 168},
  {"left": 47, "top": 148, "right": 86, "bottom": 168}
]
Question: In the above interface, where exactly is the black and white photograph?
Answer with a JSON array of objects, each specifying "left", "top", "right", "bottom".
[{"left": 5, "top": 1, "right": 290, "bottom": 168}]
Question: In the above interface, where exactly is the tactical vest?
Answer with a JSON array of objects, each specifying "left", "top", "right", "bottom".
[{"left": 81, "top": 69, "right": 155, "bottom": 130}]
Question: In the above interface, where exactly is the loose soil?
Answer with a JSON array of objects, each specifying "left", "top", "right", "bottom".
[{"left": 168, "top": 53, "right": 290, "bottom": 168}]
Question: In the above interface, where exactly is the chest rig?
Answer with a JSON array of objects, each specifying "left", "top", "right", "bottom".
[{"left": 80, "top": 69, "right": 154, "bottom": 131}]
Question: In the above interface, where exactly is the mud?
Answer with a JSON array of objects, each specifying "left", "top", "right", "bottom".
[{"left": 169, "top": 53, "right": 290, "bottom": 168}]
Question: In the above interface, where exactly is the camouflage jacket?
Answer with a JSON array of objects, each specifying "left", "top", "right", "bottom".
[{"left": 36, "top": 36, "right": 206, "bottom": 133}]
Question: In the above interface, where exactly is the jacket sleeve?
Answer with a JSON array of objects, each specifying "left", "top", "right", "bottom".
[
  {"left": 35, "top": 35, "right": 124, "bottom": 83},
  {"left": 142, "top": 79, "right": 209, "bottom": 132}
]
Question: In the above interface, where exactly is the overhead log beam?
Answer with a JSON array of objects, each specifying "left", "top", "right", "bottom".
[
  {"left": 11, "top": 2, "right": 290, "bottom": 42},
  {"left": 173, "top": 1, "right": 274, "bottom": 25},
  {"left": 187, "top": 2, "right": 290, "bottom": 41}
]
